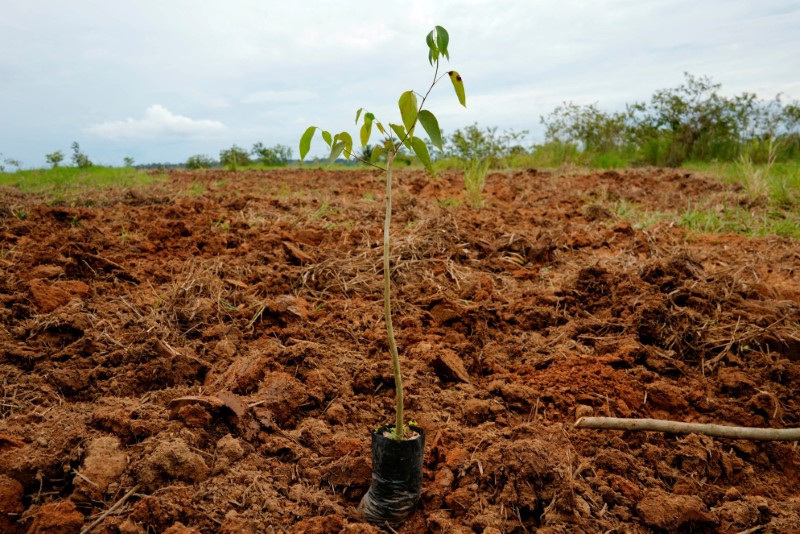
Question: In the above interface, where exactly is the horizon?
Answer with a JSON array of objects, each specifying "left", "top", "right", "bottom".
[{"left": 2, "top": 0, "right": 799, "bottom": 169}]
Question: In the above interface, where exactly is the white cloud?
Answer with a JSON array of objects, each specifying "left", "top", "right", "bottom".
[
  {"left": 87, "top": 105, "right": 226, "bottom": 139},
  {"left": 241, "top": 90, "right": 317, "bottom": 104}
]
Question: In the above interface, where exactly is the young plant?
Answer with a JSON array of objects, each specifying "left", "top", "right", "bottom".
[{"left": 299, "top": 25, "right": 466, "bottom": 441}]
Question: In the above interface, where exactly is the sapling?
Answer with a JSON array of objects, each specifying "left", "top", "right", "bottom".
[{"left": 299, "top": 25, "right": 466, "bottom": 441}]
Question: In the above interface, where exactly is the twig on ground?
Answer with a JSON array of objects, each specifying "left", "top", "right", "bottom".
[
  {"left": 80, "top": 484, "right": 141, "bottom": 534},
  {"left": 574, "top": 417, "right": 800, "bottom": 441}
]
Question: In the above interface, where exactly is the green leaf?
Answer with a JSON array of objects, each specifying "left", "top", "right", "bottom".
[
  {"left": 355, "top": 108, "right": 363, "bottom": 124},
  {"left": 336, "top": 132, "right": 354, "bottom": 159},
  {"left": 299, "top": 126, "right": 317, "bottom": 161},
  {"left": 398, "top": 91, "right": 418, "bottom": 133},
  {"left": 376, "top": 121, "right": 386, "bottom": 135},
  {"left": 411, "top": 136, "right": 435, "bottom": 177},
  {"left": 435, "top": 26, "right": 449, "bottom": 60},
  {"left": 370, "top": 144, "right": 385, "bottom": 164},
  {"left": 417, "top": 110, "right": 443, "bottom": 150},
  {"left": 390, "top": 123, "right": 411, "bottom": 149},
  {"left": 360, "top": 118, "right": 373, "bottom": 148},
  {"left": 321, "top": 130, "right": 332, "bottom": 147},
  {"left": 448, "top": 71, "right": 466, "bottom": 107},
  {"left": 426, "top": 30, "right": 438, "bottom": 66},
  {"left": 328, "top": 141, "right": 345, "bottom": 164}
]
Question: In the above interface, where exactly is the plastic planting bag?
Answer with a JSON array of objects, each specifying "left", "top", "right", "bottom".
[{"left": 358, "top": 425, "right": 425, "bottom": 527}]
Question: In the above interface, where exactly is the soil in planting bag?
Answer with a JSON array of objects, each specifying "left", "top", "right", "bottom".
[{"left": 358, "top": 424, "right": 426, "bottom": 527}]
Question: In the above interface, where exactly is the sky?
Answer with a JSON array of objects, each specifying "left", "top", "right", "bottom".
[{"left": 1, "top": 0, "right": 799, "bottom": 167}]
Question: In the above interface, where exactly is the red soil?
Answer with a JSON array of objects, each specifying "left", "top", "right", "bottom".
[{"left": 1, "top": 167, "right": 799, "bottom": 532}]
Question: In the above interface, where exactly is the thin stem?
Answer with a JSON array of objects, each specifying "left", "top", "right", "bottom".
[
  {"left": 380, "top": 60, "right": 446, "bottom": 439},
  {"left": 383, "top": 152, "right": 404, "bottom": 440},
  {"left": 348, "top": 150, "right": 387, "bottom": 172}
]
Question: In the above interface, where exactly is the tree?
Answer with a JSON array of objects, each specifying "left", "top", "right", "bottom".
[
  {"left": 123, "top": 156, "right": 135, "bottom": 167},
  {"left": 251, "top": 143, "right": 291, "bottom": 166},
  {"left": 629, "top": 73, "right": 742, "bottom": 165},
  {"left": 71, "top": 142, "right": 93, "bottom": 168},
  {"left": 4, "top": 158, "right": 22, "bottom": 171},
  {"left": 45, "top": 151, "right": 65, "bottom": 168}
]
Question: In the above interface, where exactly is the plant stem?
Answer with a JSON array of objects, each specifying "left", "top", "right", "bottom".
[{"left": 383, "top": 152, "right": 404, "bottom": 440}]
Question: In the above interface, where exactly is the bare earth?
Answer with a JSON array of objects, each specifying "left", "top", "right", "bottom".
[{"left": 1, "top": 167, "right": 799, "bottom": 533}]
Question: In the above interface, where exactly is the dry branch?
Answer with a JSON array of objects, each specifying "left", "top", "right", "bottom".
[
  {"left": 80, "top": 484, "right": 140, "bottom": 534},
  {"left": 574, "top": 416, "right": 800, "bottom": 441}
]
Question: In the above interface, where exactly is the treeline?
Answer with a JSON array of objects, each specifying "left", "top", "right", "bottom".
[
  {"left": 540, "top": 73, "right": 799, "bottom": 167},
  {"left": 434, "top": 73, "right": 800, "bottom": 169},
  {"left": 1, "top": 142, "right": 292, "bottom": 172},
  {"left": 186, "top": 143, "right": 292, "bottom": 170}
]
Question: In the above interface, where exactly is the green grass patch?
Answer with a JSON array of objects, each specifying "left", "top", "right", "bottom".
[
  {"left": 684, "top": 159, "right": 800, "bottom": 209},
  {"left": 679, "top": 204, "right": 800, "bottom": 239},
  {"left": 0, "top": 166, "right": 165, "bottom": 201},
  {"left": 612, "top": 200, "right": 673, "bottom": 229},
  {"left": 185, "top": 182, "right": 206, "bottom": 197},
  {"left": 681, "top": 160, "right": 800, "bottom": 238}
]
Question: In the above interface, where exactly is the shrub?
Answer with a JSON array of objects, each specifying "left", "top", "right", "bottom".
[
  {"left": 445, "top": 123, "right": 528, "bottom": 167},
  {"left": 252, "top": 143, "right": 292, "bottom": 166},
  {"left": 219, "top": 145, "right": 251, "bottom": 170},
  {"left": 185, "top": 154, "right": 216, "bottom": 169}
]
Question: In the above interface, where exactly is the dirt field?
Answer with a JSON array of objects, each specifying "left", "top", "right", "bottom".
[{"left": 1, "top": 167, "right": 799, "bottom": 533}]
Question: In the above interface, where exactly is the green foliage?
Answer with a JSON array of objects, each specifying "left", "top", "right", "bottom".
[
  {"left": 418, "top": 110, "right": 443, "bottom": 150},
  {"left": 71, "top": 142, "right": 92, "bottom": 168},
  {"left": 298, "top": 25, "right": 467, "bottom": 443},
  {"left": 298, "top": 28, "right": 466, "bottom": 175},
  {"left": 540, "top": 73, "right": 800, "bottom": 168},
  {"left": 410, "top": 136, "right": 433, "bottom": 175},
  {"left": 542, "top": 102, "right": 628, "bottom": 154},
  {"left": 185, "top": 154, "right": 216, "bottom": 169},
  {"left": 252, "top": 142, "right": 291, "bottom": 166},
  {"left": 398, "top": 91, "right": 418, "bottom": 134},
  {"left": 444, "top": 123, "right": 528, "bottom": 166},
  {"left": 45, "top": 151, "right": 65, "bottom": 168},
  {"left": 4, "top": 158, "right": 22, "bottom": 171},
  {"left": 220, "top": 145, "right": 251, "bottom": 170},
  {"left": 123, "top": 156, "right": 135, "bottom": 167}
]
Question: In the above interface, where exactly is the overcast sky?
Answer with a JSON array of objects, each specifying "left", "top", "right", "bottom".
[{"left": 1, "top": 0, "right": 798, "bottom": 167}]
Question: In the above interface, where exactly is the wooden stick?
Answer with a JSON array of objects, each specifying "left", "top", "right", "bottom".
[
  {"left": 80, "top": 484, "right": 140, "bottom": 534},
  {"left": 574, "top": 417, "right": 800, "bottom": 441}
]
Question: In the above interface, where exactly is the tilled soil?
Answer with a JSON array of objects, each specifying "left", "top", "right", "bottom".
[{"left": 1, "top": 167, "right": 799, "bottom": 533}]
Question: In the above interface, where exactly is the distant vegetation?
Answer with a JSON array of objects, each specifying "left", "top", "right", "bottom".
[
  {"left": 532, "top": 73, "right": 799, "bottom": 169},
  {"left": 0, "top": 74, "right": 796, "bottom": 238}
]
